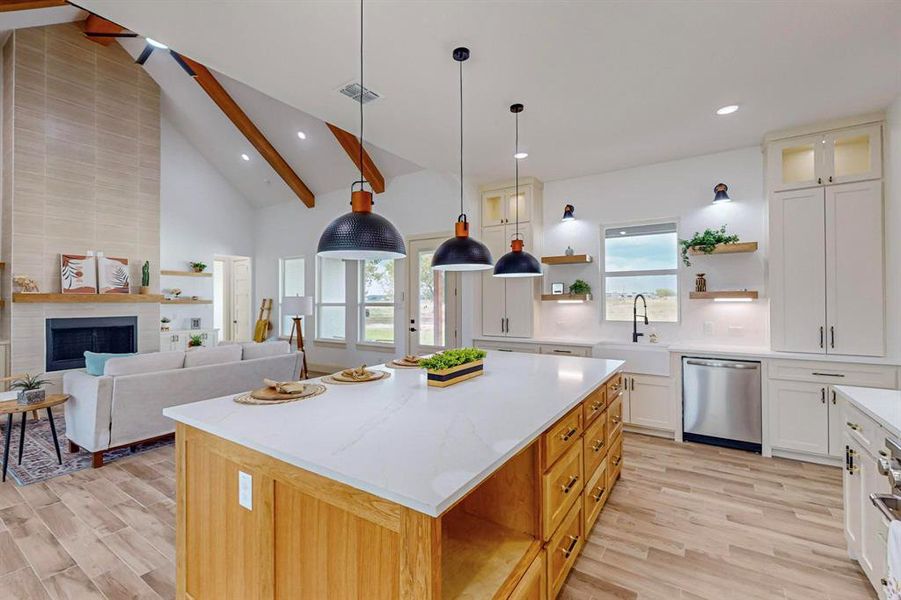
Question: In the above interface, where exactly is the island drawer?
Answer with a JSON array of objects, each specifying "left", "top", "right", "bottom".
[
  {"left": 542, "top": 441, "right": 584, "bottom": 540},
  {"left": 508, "top": 549, "right": 546, "bottom": 600},
  {"left": 582, "top": 384, "right": 606, "bottom": 426},
  {"left": 583, "top": 409, "right": 608, "bottom": 477},
  {"left": 583, "top": 455, "right": 609, "bottom": 534},
  {"left": 547, "top": 500, "right": 583, "bottom": 598},
  {"left": 607, "top": 393, "right": 623, "bottom": 440},
  {"left": 606, "top": 372, "right": 624, "bottom": 402},
  {"left": 542, "top": 405, "right": 583, "bottom": 471},
  {"left": 608, "top": 433, "right": 623, "bottom": 488}
]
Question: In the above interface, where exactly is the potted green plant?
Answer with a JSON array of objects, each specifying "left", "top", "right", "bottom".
[
  {"left": 419, "top": 347, "right": 487, "bottom": 388},
  {"left": 11, "top": 373, "right": 51, "bottom": 406},
  {"left": 569, "top": 279, "right": 591, "bottom": 297},
  {"left": 140, "top": 261, "right": 151, "bottom": 294},
  {"left": 188, "top": 334, "right": 204, "bottom": 349},
  {"left": 680, "top": 225, "right": 740, "bottom": 267},
  {"left": 189, "top": 262, "right": 207, "bottom": 273},
  {"left": 160, "top": 316, "right": 171, "bottom": 332}
]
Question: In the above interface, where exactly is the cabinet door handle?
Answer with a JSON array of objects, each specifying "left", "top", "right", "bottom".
[
  {"left": 500, "top": 318, "right": 504, "bottom": 333},
  {"left": 818, "top": 177, "right": 823, "bottom": 184},
  {"left": 830, "top": 326, "right": 835, "bottom": 349},
  {"left": 592, "top": 486, "right": 606, "bottom": 502},
  {"left": 505, "top": 318, "right": 509, "bottom": 332},
  {"left": 819, "top": 326, "right": 824, "bottom": 348},
  {"left": 590, "top": 401, "right": 604, "bottom": 412},
  {"left": 560, "top": 427, "right": 578, "bottom": 442},
  {"left": 561, "top": 535, "right": 580, "bottom": 558},
  {"left": 821, "top": 388, "right": 826, "bottom": 404},
  {"left": 831, "top": 389, "right": 836, "bottom": 405},
  {"left": 631, "top": 377, "right": 635, "bottom": 391},
  {"left": 560, "top": 475, "right": 579, "bottom": 494},
  {"left": 828, "top": 176, "right": 833, "bottom": 183}
]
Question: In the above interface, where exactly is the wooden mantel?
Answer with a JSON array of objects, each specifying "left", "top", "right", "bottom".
[{"left": 13, "top": 293, "right": 164, "bottom": 303}]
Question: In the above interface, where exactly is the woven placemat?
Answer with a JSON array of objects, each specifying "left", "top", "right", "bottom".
[
  {"left": 234, "top": 383, "right": 327, "bottom": 405},
  {"left": 386, "top": 358, "right": 422, "bottom": 369},
  {"left": 322, "top": 369, "right": 391, "bottom": 385}
]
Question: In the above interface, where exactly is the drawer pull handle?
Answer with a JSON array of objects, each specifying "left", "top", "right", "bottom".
[
  {"left": 560, "top": 475, "right": 580, "bottom": 494},
  {"left": 553, "top": 349, "right": 572, "bottom": 354},
  {"left": 612, "top": 416, "right": 621, "bottom": 424},
  {"left": 560, "top": 427, "right": 578, "bottom": 442},
  {"left": 592, "top": 486, "right": 606, "bottom": 502},
  {"left": 590, "top": 401, "right": 603, "bottom": 412},
  {"left": 880, "top": 450, "right": 889, "bottom": 457},
  {"left": 846, "top": 421, "right": 861, "bottom": 431},
  {"left": 561, "top": 535, "right": 580, "bottom": 558},
  {"left": 591, "top": 439, "right": 605, "bottom": 452},
  {"left": 812, "top": 372, "right": 845, "bottom": 378},
  {"left": 613, "top": 456, "right": 622, "bottom": 467}
]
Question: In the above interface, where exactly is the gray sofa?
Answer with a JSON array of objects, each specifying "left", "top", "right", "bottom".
[{"left": 63, "top": 341, "right": 303, "bottom": 467}]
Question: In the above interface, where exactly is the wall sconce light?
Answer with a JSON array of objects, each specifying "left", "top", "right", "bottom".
[
  {"left": 712, "top": 183, "right": 731, "bottom": 204},
  {"left": 562, "top": 204, "right": 575, "bottom": 221}
]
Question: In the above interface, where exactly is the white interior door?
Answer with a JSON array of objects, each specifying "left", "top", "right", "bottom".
[
  {"left": 231, "top": 258, "right": 252, "bottom": 342},
  {"left": 407, "top": 237, "right": 460, "bottom": 356},
  {"left": 825, "top": 180, "right": 883, "bottom": 356},
  {"left": 770, "top": 188, "right": 827, "bottom": 353}
]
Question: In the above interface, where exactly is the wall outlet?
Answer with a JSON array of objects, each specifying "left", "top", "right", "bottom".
[
  {"left": 703, "top": 321, "right": 714, "bottom": 336},
  {"left": 238, "top": 471, "right": 252, "bottom": 510}
]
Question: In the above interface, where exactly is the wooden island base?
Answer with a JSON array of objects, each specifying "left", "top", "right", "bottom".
[{"left": 176, "top": 371, "right": 622, "bottom": 599}]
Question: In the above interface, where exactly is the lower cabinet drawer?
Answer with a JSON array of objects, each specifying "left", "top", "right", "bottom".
[
  {"left": 582, "top": 384, "right": 606, "bottom": 426},
  {"left": 583, "top": 455, "right": 609, "bottom": 535},
  {"left": 542, "top": 441, "right": 584, "bottom": 540},
  {"left": 542, "top": 405, "right": 583, "bottom": 471},
  {"left": 508, "top": 549, "right": 546, "bottom": 600},
  {"left": 606, "top": 372, "right": 624, "bottom": 399},
  {"left": 607, "top": 394, "right": 623, "bottom": 440},
  {"left": 608, "top": 433, "right": 623, "bottom": 489},
  {"left": 583, "top": 409, "right": 608, "bottom": 478},
  {"left": 539, "top": 344, "right": 592, "bottom": 357},
  {"left": 547, "top": 500, "right": 583, "bottom": 598}
]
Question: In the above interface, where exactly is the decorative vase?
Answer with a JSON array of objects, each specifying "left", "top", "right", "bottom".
[
  {"left": 17, "top": 389, "right": 45, "bottom": 406},
  {"left": 695, "top": 273, "right": 707, "bottom": 293},
  {"left": 425, "top": 360, "right": 484, "bottom": 388},
  {"left": 565, "top": 246, "right": 574, "bottom": 256},
  {"left": 139, "top": 286, "right": 150, "bottom": 295}
]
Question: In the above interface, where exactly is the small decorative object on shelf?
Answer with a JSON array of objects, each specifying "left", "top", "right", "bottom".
[
  {"left": 190, "top": 317, "right": 201, "bottom": 330},
  {"left": 569, "top": 279, "right": 591, "bottom": 295},
  {"left": 169, "top": 288, "right": 182, "bottom": 299},
  {"left": 695, "top": 273, "right": 707, "bottom": 292},
  {"left": 60, "top": 254, "right": 96, "bottom": 294},
  {"left": 13, "top": 275, "right": 39, "bottom": 293},
  {"left": 187, "top": 334, "right": 203, "bottom": 348},
  {"left": 680, "top": 225, "right": 740, "bottom": 266},
  {"left": 565, "top": 245, "right": 574, "bottom": 256},
  {"left": 189, "top": 262, "right": 207, "bottom": 273},
  {"left": 11, "top": 373, "right": 50, "bottom": 406},
  {"left": 140, "top": 261, "right": 151, "bottom": 294},
  {"left": 161, "top": 317, "right": 171, "bottom": 332},
  {"left": 420, "top": 347, "right": 486, "bottom": 388},
  {"left": 551, "top": 282, "right": 564, "bottom": 295}
]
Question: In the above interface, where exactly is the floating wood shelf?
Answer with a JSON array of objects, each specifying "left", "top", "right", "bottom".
[
  {"left": 540, "top": 254, "right": 592, "bottom": 265},
  {"left": 688, "top": 242, "right": 758, "bottom": 256},
  {"left": 689, "top": 291, "right": 759, "bottom": 300},
  {"left": 161, "top": 270, "right": 213, "bottom": 278},
  {"left": 541, "top": 293, "right": 592, "bottom": 302},
  {"left": 162, "top": 298, "right": 213, "bottom": 305},
  {"left": 13, "top": 293, "right": 164, "bottom": 303},
  {"left": 0, "top": 261, "right": 6, "bottom": 269}
]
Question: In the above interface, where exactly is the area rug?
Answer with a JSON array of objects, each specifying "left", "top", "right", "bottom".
[{"left": 0, "top": 412, "right": 173, "bottom": 486}]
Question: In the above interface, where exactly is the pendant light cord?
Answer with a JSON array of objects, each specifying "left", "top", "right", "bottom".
[
  {"left": 459, "top": 58, "right": 464, "bottom": 220},
  {"left": 358, "top": 0, "right": 364, "bottom": 189},
  {"left": 514, "top": 110, "right": 519, "bottom": 238}
]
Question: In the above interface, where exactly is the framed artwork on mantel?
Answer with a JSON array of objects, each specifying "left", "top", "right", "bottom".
[
  {"left": 60, "top": 254, "right": 97, "bottom": 294},
  {"left": 98, "top": 256, "right": 130, "bottom": 294}
]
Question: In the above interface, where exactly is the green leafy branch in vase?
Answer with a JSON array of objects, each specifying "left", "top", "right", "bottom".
[{"left": 679, "top": 225, "right": 739, "bottom": 267}]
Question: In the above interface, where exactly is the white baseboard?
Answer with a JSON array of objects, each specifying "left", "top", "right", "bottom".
[
  {"left": 771, "top": 448, "right": 842, "bottom": 467},
  {"left": 624, "top": 424, "right": 675, "bottom": 440}
]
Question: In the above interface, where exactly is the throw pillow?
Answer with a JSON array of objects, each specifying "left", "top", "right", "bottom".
[{"left": 84, "top": 351, "right": 135, "bottom": 376}]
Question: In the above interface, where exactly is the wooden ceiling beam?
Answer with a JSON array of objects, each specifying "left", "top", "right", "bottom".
[
  {"left": 179, "top": 55, "right": 315, "bottom": 208},
  {"left": 326, "top": 122, "right": 386, "bottom": 194},
  {"left": 0, "top": 0, "right": 68, "bottom": 12}
]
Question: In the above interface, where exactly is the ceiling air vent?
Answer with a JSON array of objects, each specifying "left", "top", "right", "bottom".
[{"left": 338, "top": 82, "right": 380, "bottom": 104}]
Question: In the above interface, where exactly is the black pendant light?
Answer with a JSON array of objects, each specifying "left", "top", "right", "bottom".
[
  {"left": 494, "top": 104, "right": 542, "bottom": 278},
  {"left": 317, "top": 0, "right": 405, "bottom": 260},
  {"left": 432, "top": 47, "right": 493, "bottom": 272}
]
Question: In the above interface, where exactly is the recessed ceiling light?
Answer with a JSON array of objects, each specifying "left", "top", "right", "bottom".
[
  {"left": 297, "top": 131, "right": 307, "bottom": 140},
  {"left": 146, "top": 38, "right": 168, "bottom": 50},
  {"left": 241, "top": 153, "right": 250, "bottom": 161},
  {"left": 716, "top": 104, "right": 739, "bottom": 116},
  {"left": 514, "top": 152, "right": 528, "bottom": 160}
]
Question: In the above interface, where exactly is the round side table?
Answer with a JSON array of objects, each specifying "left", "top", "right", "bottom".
[{"left": 0, "top": 393, "right": 69, "bottom": 482}]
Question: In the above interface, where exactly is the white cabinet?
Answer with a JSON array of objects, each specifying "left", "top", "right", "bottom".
[
  {"left": 768, "top": 380, "right": 830, "bottom": 455},
  {"left": 844, "top": 433, "right": 863, "bottom": 559},
  {"left": 770, "top": 180, "right": 884, "bottom": 357},
  {"left": 767, "top": 124, "right": 882, "bottom": 192},
  {"left": 481, "top": 185, "right": 533, "bottom": 228},
  {"left": 160, "top": 329, "right": 218, "bottom": 352},
  {"left": 622, "top": 373, "right": 673, "bottom": 432}
]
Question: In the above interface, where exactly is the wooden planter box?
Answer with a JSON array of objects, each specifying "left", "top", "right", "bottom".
[{"left": 426, "top": 360, "right": 484, "bottom": 388}]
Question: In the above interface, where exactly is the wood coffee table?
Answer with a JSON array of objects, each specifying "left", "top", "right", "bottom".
[{"left": 0, "top": 393, "right": 68, "bottom": 482}]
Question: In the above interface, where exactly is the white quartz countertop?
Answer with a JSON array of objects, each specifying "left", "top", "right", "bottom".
[
  {"left": 668, "top": 342, "right": 901, "bottom": 366},
  {"left": 835, "top": 386, "right": 901, "bottom": 439},
  {"left": 163, "top": 351, "right": 624, "bottom": 517}
]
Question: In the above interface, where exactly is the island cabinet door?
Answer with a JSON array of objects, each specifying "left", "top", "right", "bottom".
[{"left": 508, "top": 550, "right": 546, "bottom": 600}]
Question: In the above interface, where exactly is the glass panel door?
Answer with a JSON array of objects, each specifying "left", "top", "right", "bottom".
[
  {"left": 408, "top": 238, "right": 460, "bottom": 356},
  {"left": 481, "top": 192, "right": 506, "bottom": 227},
  {"left": 826, "top": 124, "right": 882, "bottom": 184}
]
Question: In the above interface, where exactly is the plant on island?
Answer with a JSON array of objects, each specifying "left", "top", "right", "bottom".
[
  {"left": 569, "top": 279, "right": 591, "bottom": 295},
  {"left": 680, "top": 225, "right": 740, "bottom": 267},
  {"left": 419, "top": 348, "right": 487, "bottom": 371}
]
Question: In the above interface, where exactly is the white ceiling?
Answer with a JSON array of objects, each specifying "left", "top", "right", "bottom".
[{"left": 24, "top": 2, "right": 901, "bottom": 185}]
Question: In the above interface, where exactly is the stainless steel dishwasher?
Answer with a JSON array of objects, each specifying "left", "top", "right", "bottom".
[{"left": 682, "top": 357, "right": 761, "bottom": 453}]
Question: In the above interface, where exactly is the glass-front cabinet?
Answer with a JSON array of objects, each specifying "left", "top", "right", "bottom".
[
  {"left": 481, "top": 186, "right": 532, "bottom": 227},
  {"left": 768, "top": 124, "right": 881, "bottom": 192}
]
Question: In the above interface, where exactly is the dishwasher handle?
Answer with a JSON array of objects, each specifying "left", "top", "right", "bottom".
[{"left": 684, "top": 359, "right": 759, "bottom": 370}]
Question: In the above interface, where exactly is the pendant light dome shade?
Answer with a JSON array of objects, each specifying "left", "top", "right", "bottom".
[
  {"left": 318, "top": 189, "right": 406, "bottom": 260},
  {"left": 432, "top": 217, "right": 493, "bottom": 271}
]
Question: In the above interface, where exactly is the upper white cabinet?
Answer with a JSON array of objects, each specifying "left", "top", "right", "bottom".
[
  {"left": 767, "top": 123, "right": 882, "bottom": 192},
  {"left": 481, "top": 186, "right": 533, "bottom": 228}
]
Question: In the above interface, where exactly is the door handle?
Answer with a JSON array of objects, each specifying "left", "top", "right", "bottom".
[
  {"left": 831, "top": 389, "right": 836, "bottom": 405},
  {"left": 819, "top": 326, "right": 824, "bottom": 349},
  {"left": 830, "top": 326, "right": 835, "bottom": 349},
  {"left": 505, "top": 317, "right": 509, "bottom": 332},
  {"left": 821, "top": 388, "right": 826, "bottom": 404}
]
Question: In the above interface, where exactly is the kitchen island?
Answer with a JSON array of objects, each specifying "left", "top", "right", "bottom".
[{"left": 164, "top": 351, "right": 625, "bottom": 599}]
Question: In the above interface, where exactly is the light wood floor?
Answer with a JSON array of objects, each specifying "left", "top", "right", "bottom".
[{"left": 0, "top": 433, "right": 876, "bottom": 599}]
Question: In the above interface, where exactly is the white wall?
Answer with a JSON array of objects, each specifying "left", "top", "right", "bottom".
[
  {"left": 885, "top": 95, "right": 901, "bottom": 359},
  {"left": 536, "top": 146, "right": 768, "bottom": 346},
  {"left": 160, "top": 117, "right": 256, "bottom": 332},
  {"left": 254, "top": 168, "right": 478, "bottom": 370}
]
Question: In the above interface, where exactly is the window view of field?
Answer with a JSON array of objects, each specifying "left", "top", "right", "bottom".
[
  {"left": 362, "top": 259, "right": 395, "bottom": 344},
  {"left": 604, "top": 224, "right": 678, "bottom": 322}
]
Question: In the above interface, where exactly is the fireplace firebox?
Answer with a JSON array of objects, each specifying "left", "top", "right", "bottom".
[{"left": 45, "top": 317, "right": 137, "bottom": 372}]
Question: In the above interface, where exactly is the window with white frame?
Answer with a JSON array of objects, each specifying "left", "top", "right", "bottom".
[
  {"left": 359, "top": 259, "right": 395, "bottom": 345},
  {"left": 603, "top": 222, "right": 679, "bottom": 322},
  {"left": 316, "top": 257, "right": 346, "bottom": 341},
  {"left": 278, "top": 257, "right": 305, "bottom": 337}
]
